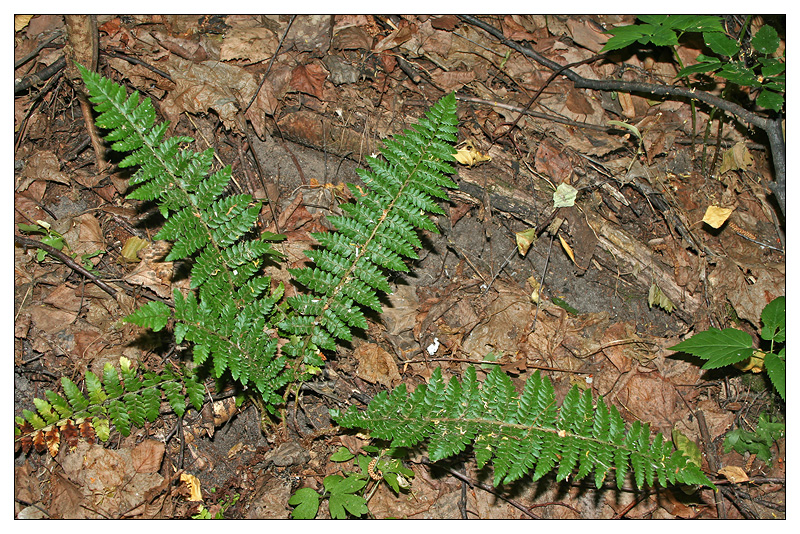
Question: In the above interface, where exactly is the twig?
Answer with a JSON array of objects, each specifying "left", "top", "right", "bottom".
[
  {"left": 14, "top": 234, "right": 119, "bottom": 297},
  {"left": 696, "top": 410, "right": 726, "bottom": 519},
  {"left": 244, "top": 15, "right": 296, "bottom": 113},
  {"left": 102, "top": 49, "right": 174, "bottom": 82},
  {"left": 459, "top": 15, "right": 785, "bottom": 216},
  {"left": 14, "top": 55, "right": 66, "bottom": 94}
]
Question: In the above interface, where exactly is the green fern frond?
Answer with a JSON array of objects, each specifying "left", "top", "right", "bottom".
[
  {"left": 282, "top": 93, "right": 458, "bottom": 366},
  {"left": 80, "top": 64, "right": 289, "bottom": 399},
  {"left": 334, "top": 366, "right": 715, "bottom": 490},
  {"left": 15, "top": 358, "right": 204, "bottom": 454}
]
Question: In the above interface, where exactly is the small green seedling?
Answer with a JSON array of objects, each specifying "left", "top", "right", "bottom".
[
  {"left": 670, "top": 296, "right": 785, "bottom": 400},
  {"left": 191, "top": 492, "right": 240, "bottom": 519},
  {"left": 723, "top": 412, "right": 785, "bottom": 465},
  {"left": 18, "top": 221, "right": 67, "bottom": 261},
  {"left": 289, "top": 446, "right": 414, "bottom": 519}
]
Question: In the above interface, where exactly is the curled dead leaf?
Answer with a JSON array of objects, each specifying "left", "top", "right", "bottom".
[
  {"left": 180, "top": 473, "right": 203, "bottom": 502},
  {"left": 718, "top": 465, "right": 749, "bottom": 484}
]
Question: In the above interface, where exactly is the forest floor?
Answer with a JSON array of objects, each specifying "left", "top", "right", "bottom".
[{"left": 14, "top": 15, "right": 785, "bottom": 519}]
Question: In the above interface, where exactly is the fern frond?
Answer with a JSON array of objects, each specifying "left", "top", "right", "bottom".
[
  {"left": 283, "top": 94, "right": 458, "bottom": 367},
  {"left": 334, "top": 366, "right": 715, "bottom": 490},
  {"left": 15, "top": 358, "right": 204, "bottom": 455},
  {"left": 81, "top": 65, "right": 288, "bottom": 397}
]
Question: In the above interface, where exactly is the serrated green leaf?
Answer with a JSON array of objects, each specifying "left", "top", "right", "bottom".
[
  {"left": 761, "top": 296, "right": 785, "bottom": 342},
  {"left": 757, "top": 89, "right": 784, "bottom": 113},
  {"left": 94, "top": 418, "right": 111, "bottom": 441},
  {"left": 752, "top": 24, "right": 779, "bottom": 55},
  {"left": 85, "top": 371, "right": 108, "bottom": 405},
  {"left": 124, "top": 301, "right": 172, "bottom": 332},
  {"left": 670, "top": 328, "right": 754, "bottom": 369},
  {"left": 288, "top": 487, "right": 320, "bottom": 519},
  {"left": 703, "top": 32, "right": 739, "bottom": 57},
  {"left": 764, "top": 350, "right": 785, "bottom": 400},
  {"left": 327, "top": 476, "right": 369, "bottom": 519},
  {"left": 718, "top": 63, "right": 759, "bottom": 86},
  {"left": 601, "top": 25, "right": 652, "bottom": 52},
  {"left": 677, "top": 58, "right": 723, "bottom": 78}
]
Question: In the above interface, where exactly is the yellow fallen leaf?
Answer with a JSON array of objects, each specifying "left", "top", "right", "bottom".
[
  {"left": 181, "top": 473, "right": 203, "bottom": 501},
  {"left": 453, "top": 139, "right": 491, "bottom": 167},
  {"left": 718, "top": 465, "right": 749, "bottom": 484},
  {"left": 120, "top": 236, "right": 150, "bottom": 262},
  {"left": 734, "top": 350, "right": 765, "bottom": 373},
  {"left": 702, "top": 205, "right": 733, "bottom": 229},
  {"left": 515, "top": 227, "right": 537, "bottom": 256},
  {"left": 559, "top": 234, "right": 575, "bottom": 264},
  {"left": 527, "top": 275, "right": 541, "bottom": 304}
]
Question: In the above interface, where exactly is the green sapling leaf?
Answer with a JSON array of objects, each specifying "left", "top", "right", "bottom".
[
  {"left": 669, "top": 327, "right": 754, "bottom": 369},
  {"left": 329, "top": 446, "right": 355, "bottom": 462},
  {"left": 764, "top": 349, "right": 785, "bottom": 400},
  {"left": 757, "top": 90, "right": 785, "bottom": 113},
  {"left": 751, "top": 24, "right": 780, "bottom": 55},
  {"left": 760, "top": 296, "right": 785, "bottom": 342},
  {"left": 703, "top": 32, "right": 739, "bottom": 57},
  {"left": 288, "top": 487, "right": 320, "bottom": 519}
]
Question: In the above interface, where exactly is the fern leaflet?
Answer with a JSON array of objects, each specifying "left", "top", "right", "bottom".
[{"left": 334, "top": 366, "right": 715, "bottom": 490}]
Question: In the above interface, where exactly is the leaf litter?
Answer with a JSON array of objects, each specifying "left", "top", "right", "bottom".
[{"left": 14, "top": 14, "right": 784, "bottom": 519}]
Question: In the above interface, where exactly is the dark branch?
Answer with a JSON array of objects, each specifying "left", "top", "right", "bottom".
[{"left": 459, "top": 15, "right": 785, "bottom": 216}]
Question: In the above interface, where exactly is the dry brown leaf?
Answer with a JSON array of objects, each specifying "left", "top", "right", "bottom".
[
  {"left": 431, "top": 15, "right": 459, "bottom": 31},
  {"left": 355, "top": 343, "right": 401, "bottom": 388},
  {"left": 708, "top": 258, "right": 784, "bottom": 326},
  {"left": 718, "top": 465, "right": 749, "bottom": 484},
  {"left": 43, "top": 283, "right": 83, "bottom": 313},
  {"left": 30, "top": 305, "right": 77, "bottom": 333},
  {"left": 430, "top": 69, "right": 475, "bottom": 93},
  {"left": 566, "top": 18, "right": 609, "bottom": 52},
  {"left": 290, "top": 61, "right": 328, "bottom": 100},
  {"left": 132, "top": 440, "right": 165, "bottom": 474},
  {"left": 535, "top": 139, "right": 572, "bottom": 183},
  {"left": 332, "top": 25, "right": 374, "bottom": 50},
  {"left": 18, "top": 151, "right": 70, "bottom": 190},
  {"left": 374, "top": 24, "right": 416, "bottom": 53},
  {"left": 502, "top": 15, "right": 539, "bottom": 41},
  {"left": 220, "top": 27, "right": 278, "bottom": 62},
  {"left": 719, "top": 141, "right": 754, "bottom": 175},
  {"left": 565, "top": 87, "right": 595, "bottom": 116}
]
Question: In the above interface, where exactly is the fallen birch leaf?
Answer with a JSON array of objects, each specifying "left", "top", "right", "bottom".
[
  {"left": 181, "top": 473, "right": 203, "bottom": 502},
  {"left": 702, "top": 205, "right": 733, "bottom": 229},
  {"left": 453, "top": 139, "right": 491, "bottom": 167},
  {"left": 553, "top": 182, "right": 577, "bottom": 208},
  {"left": 515, "top": 227, "right": 537, "bottom": 256}
]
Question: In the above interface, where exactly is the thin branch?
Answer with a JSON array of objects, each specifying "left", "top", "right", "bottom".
[
  {"left": 14, "top": 234, "right": 119, "bottom": 297},
  {"left": 459, "top": 15, "right": 785, "bottom": 216}
]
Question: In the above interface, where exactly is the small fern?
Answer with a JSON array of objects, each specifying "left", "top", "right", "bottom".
[
  {"left": 77, "top": 62, "right": 459, "bottom": 415},
  {"left": 333, "top": 366, "right": 715, "bottom": 490},
  {"left": 15, "top": 357, "right": 203, "bottom": 455}
]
